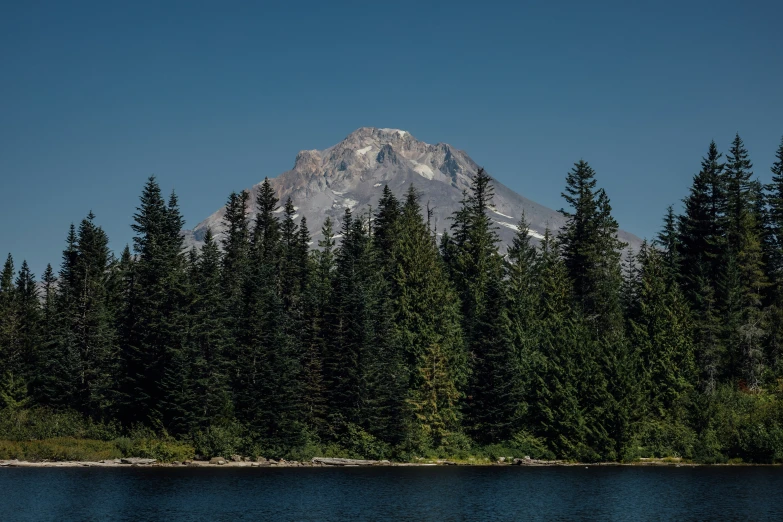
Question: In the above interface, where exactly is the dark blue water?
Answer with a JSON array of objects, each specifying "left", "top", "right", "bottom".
[{"left": 2, "top": 466, "right": 782, "bottom": 521}]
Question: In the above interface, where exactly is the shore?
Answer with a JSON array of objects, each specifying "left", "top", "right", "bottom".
[{"left": 0, "top": 456, "right": 719, "bottom": 468}]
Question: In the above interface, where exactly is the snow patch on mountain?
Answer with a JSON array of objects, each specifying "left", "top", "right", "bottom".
[
  {"left": 492, "top": 209, "right": 514, "bottom": 220},
  {"left": 356, "top": 146, "right": 373, "bottom": 156},
  {"left": 411, "top": 161, "right": 434, "bottom": 180},
  {"left": 495, "top": 220, "right": 546, "bottom": 240},
  {"left": 380, "top": 128, "right": 407, "bottom": 137},
  {"left": 495, "top": 220, "right": 518, "bottom": 231}
]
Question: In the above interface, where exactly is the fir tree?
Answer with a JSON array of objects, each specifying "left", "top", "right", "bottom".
[
  {"left": 721, "top": 135, "right": 768, "bottom": 387},
  {"left": 373, "top": 185, "right": 402, "bottom": 265},
  {"left": 655, "top": 205, "right": 681, "bottom": 282},
  {"left": 445, "top": 168, "right": 511, "bottom": 441},
  {"left": 628, "top": 244, "right": 696, "bottom": 419},
  {"left": 189, "top": 229, "right": 233, "bottom": 428},
  {"left": 121, "top": 177, "right": 189, "bottom": 431},
  {"left": 236, "top": 178, "right": 302, "bottom": 449},
  {"left": 765, "top": 137, "right": 783, "bottom": 371},
  {"left": 391, "top": 187, "right": 465, "bottom": 448},
  {"left": 525, "top": 231, "right": 606, "bottom": 460},
  {"left": 324, "top": 208, "right": 405, "bottom": 444},
  {"left": 220, "top": 190, "right": 251, "bottom": 385},
  {"left": 677, "top": 142, "right": 727, "bottom": 391},
  {"left": 70, "top": 212, "right": 120, "bottom": 418},
  {"left": 302, "top": 217, "right": 336, "bottom": 437},
  {"left": 0, "top": 254, "right": 24, "bottom": 405}
]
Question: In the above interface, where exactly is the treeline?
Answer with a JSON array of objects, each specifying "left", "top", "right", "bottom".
[{"left": 2, "top": 134, "right": 783, "bottom": 462}]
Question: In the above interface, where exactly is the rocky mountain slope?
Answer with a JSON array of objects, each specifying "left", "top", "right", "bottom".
[{"left": 183, "top": 127, "right": 642, "bottom": 251}]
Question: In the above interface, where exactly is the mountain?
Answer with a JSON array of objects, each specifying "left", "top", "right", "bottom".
[{"left": 183, "top": 127, "right": 642, "bottom": 251}]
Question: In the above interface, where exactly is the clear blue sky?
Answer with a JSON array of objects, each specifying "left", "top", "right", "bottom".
[{"left": 2, "top": 0, "right": 782, "bottom": 276}]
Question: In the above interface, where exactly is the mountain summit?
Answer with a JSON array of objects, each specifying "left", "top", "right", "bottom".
[{"left": 184, "top": 127, "right": 641, "bottom": 250}]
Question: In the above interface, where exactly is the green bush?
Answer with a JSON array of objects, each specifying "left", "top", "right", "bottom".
[
  {"left": 191, "top": 423, "right": 246, "bottom": 459},
  {"left": 341, "top": 424, "right": 391, "bottom": 460},
  {"left": 0, "top": 438, "right": 121, "bottom": 461},
  {"left": 0, "top": 407, "right": 120, "bottom": 441},
  {"left": 632, "top": 419, "right": 698, "bottom": 460},
  {"left": 286, "top": 442, "right": 353, "bottom": 462},
  {"left": 126, "top": 437, "right": 194, "bottom": 462}
]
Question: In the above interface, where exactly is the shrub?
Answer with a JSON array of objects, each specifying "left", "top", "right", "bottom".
[
  {"left": 0, "top": 407, "right": 120, "bottom": 441},
  {"left": 0, "top": 438, "right": 121, "bottom": 461},
  {"left": 191, "top": 423, "right": 246, "bottom": 459},
  {"left": 341, "top": 424, "right": 391, "bottom": 460}
]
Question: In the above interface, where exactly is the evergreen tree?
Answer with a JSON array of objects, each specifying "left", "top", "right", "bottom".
[
  {"left": 722, "top": 135, "right": 768, "bottom": 387},
  {"left": 391, "top": 188, "right": 465, "bottom": 449},
  {"left": 236, "top": 178, "right": 302, "bottom": 449},
  {"left": 765, "top": 137, "right": 783, "bottom": 371},
  {"left": 628, "top": 244, "right": 696, "bottom": 419},
  {"left": 302, "top": 218, "right": 336, "bottom": 437},
  {"left": 445, "top": 168, "right": 512, "bottom": 441},
  {"left": 30, "top": 264, "right": 60, "bottom": 404},
  {"left": 497, "top": 215, "right": 540, "bottom": 440},
  {"left": 324, "top": 208, "right": 405, "bottom": 444},
  {"left": 677, "top": 142, "right": 727, "bottom": 391},
  {"left": 525, "top": 231, "right": 608, "bottom": 460},
  {"left": 14, "top": 260, "right": 40, "bottom": 381},
  {"left": 373, "top": 185, "right": 402, "bottom": 265},
  {"left": 121, "top": 177, "right": 189, "bottom": 431},
  {"left": 655, "top": 205, "right": 681, "bottom": 282},
  {"left": 558, "top": 160, "right": 626, "bottom": 334},
  {"left": 189, "top": 229, "right": 233, "bottom": 428},
  {"left": 558, "top": 160, "right": 638, "bottom": 457},
  {"left": 69, "top": 212, "right": 120, "bottom": 418},
  {"left": 0, "top": 254, "right": 24, "bottom": 408},
  {"left": 220, "top": 190, "right": 251, "bottom": 386}
]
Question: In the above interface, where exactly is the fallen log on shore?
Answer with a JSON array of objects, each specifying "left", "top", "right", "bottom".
[{"left": 311, "top": 457, "right": 389, "bottom": 466}]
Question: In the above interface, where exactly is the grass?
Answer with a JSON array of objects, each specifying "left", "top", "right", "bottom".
[
  {"left": 0, "top": 436, "right": 195, "bottom": 463},
  {"left": 0, "top": 438, "right": 122, "bottom": 462}
]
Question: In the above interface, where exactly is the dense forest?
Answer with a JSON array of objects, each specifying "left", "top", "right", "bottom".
[{"left": 2, "top": 134, "right": 783, "bottom": 463}]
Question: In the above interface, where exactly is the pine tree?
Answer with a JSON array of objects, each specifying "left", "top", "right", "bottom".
[
  {"left": 323, "top": 208, "right": 405, "bottom": 444},
  {"left": 68, "top": 212, "right": 120, "bottom": 418},
  {"left": 525, "top": 231, "right": 606, "bottom": 460},
  {"left": 373, "top": 185, "right": 402, "bottom": 264},
  {"left": 722, "top": 135, "right": 768, "bottom": 387},
  {"left": 302, "top": 217, "right": 336, "bottom": 437},
  {"left": 236, "top": 178, "right": 302, "bottom": 449},
  {"left": 8, "top": 262, "right": 38, "bottom": 405},
  {"left": 628, "top": 244, "right": 696, "bottom": 419},
  {"left": 391, "top": 188, "right": 466, "bottom": 449},
  {"left": 445, "top": 168, "right": 513, "bottom": 442},
  {"left": 189, "top": 229, "right": 233, "bottom": 428},
  {"left": 121, "top": 177, "right": 189, "bottom": 431},
  {"left": 766, "top": 137, "right": 783, "bottom": 282},
  {"left": 765, "top": 137, "right": 783, "bottom": 372},
  {"left": 655, "top": 205, "right": 681, "bottom": 282},
  {"left": 558, "top": 160, "right": 637, "bottom": 457},
  {"left": 0, "top": 254, "right": 25, "bottom": 408},
  {"left": 30, "top": 264, "right": 62, "bottom": 405},
  {"left": 496, "top": 215, "right": 540, "bottom": 441},
  {"left": 558, "top": 161, "right": 626, "bottom": 334},
  {"left": 677, "top": 142, "right": 727, "bottom": 391},
  {"left": 220, "top": 190, "right": 251, "bottom": 386}
]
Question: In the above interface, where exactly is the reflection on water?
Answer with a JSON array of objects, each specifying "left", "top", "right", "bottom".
[{"left": 2, "top": 466, "right": 783, "bottom": 521}]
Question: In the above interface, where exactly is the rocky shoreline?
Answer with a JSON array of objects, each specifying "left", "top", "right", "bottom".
[{"left": 0, "top": 456, "right": 713, "bottom": 468}]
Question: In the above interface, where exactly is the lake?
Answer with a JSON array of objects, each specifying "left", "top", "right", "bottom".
[{"left": 2, "top": 466, "right": 782, "bottom": 521}]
